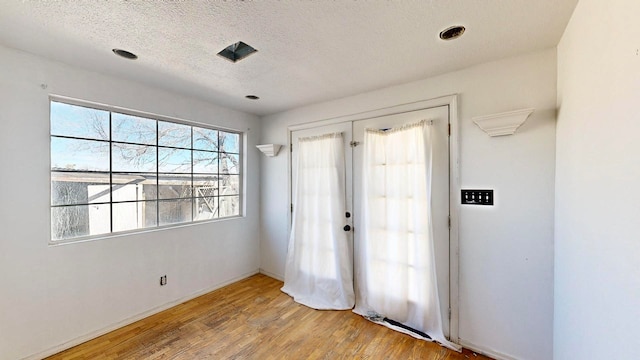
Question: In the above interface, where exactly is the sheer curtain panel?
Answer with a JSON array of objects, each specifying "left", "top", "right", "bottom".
[
  {"left": 353, "top": 120, "right": 460, "bottom": 351},
  {"left": 282, "top": 132, "right": 355, "bottom": 310}
]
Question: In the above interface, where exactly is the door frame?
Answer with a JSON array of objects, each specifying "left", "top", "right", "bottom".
[{"left": 287, "top": 94, "right": 461, "bottom": 343}]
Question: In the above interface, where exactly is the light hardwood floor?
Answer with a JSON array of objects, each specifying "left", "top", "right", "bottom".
[{"left": 47, "top": 274, "right": 492, "bottom": 359}]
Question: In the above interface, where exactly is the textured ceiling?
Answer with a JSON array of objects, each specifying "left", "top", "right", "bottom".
[{"left": 0, "top": 1, "right": 577, "bottom": 116}]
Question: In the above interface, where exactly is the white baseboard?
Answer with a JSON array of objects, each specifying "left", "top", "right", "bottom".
[
  {"left": 24, "top": 269, "right": 260, "bottom": 360},
  {"left": 259, "top": 268, "right": 284, "bottom": 281},
  {"left": 26, "top": 270, "right": 518, "bottom": 360},
  {"left": 458, "top": 339, "right": 519, "bottom": 360}
]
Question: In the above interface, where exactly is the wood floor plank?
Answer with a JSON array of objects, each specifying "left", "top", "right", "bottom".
[{"left": 46, "top": 274, "right": 492, "bottom": 359}]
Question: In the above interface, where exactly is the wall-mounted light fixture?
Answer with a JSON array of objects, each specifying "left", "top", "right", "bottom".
[
  {"left": 473, "top": 108, "right": 534, "bottom": 136},
  {"left": 256, "top": 144, "right": 282, "bottom": 157}
]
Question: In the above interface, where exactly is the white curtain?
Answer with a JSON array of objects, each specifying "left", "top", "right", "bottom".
[
  {"left": 282, "top": 132, "right": 355, "bottom": 310},
  {"left": 353, "top": 120, "right": 460, "bottom": 351}
]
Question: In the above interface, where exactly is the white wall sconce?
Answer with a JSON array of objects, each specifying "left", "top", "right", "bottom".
[
  {"left": 473, "top": 108, "right": 534, "bottom": 137},
  {"left": 256, "top": 144, "right": 282, "bottom": 157}
]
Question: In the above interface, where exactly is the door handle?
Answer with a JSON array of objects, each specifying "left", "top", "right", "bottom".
[{"left": 343, "top": 225, "right": 352, "bottom": 232}]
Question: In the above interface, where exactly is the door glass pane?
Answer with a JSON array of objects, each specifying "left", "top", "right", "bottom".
[
  {"left": 158, "top": 147, "right": 192, "bottom": 173},
  {"left": 193, "top": 150, "right": 218, "bottom": 174},
  {"left": 219, "top": 131, "right": 239, "bottom": 153},
  {"left": 113, "top": 201, "right": 157, "bottom": 232},
  {"left": 193, "top": 127, "right": 218, "bottom": 151},
  {"left": 112, "top": 143, "right": 157, "bottom": 172},
  {"left": 112, "top": 113, "right": 156, "bottom": 145},
  {"left": 112, "top": 173, "right": 157, "bottom": 202},
  {"left": 218, "top": 196, "right": 240, "bottom": 217},
  {"left": 52, "top": 171, "right": 110, "bottom": 206},
  {"left": 158, "top": 174, "right": 192, "bottom": 199},
  {"left": 50, "top": 102, "right": 109, "bottom": 140},
  {"left": 51, "top": 138, "right": 109, "bottom": 172},
  {"left": 159, "top": 199, "right": 192, "bottom": 225},
  {"left": 158, "top": 121, "right": 191, "bottom": 148},
  {"left": 51, "top": 204, "right": 110, "bottom": 240}
]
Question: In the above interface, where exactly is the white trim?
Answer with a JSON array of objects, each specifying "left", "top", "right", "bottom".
[
  {"left": 458, "top": 339, "right": 519, "bottom": 360},
  {"left": 288, "top": 95, "right": 458, "bottom": 131},
  {"left": 48, "top": 215, "right": 244, "bottom": 247},
  {"left": 286, "top": 94, "right": 461, "bottom": 344},
  {"left": 448, "top": 95, "right": 461, "bottom": 343},
  {"left": 49, "top": 94, "right": 245, "bottom": 134},
  {"left": 49, "top": 94, "right": 246, "bottom": 133},
  {"left": 287, "top": 129, "right": 293, "bottom": 263},
  {"left": 259, "top": 268, "right": 284, "bottom": 281},
  {"left": 23, "top": 270, "right": 260, "bottom": 360}
]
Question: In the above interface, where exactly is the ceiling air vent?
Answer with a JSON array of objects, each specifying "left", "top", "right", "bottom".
[{"left": 217, "top": 41, "right": 258, "bottom": 63}]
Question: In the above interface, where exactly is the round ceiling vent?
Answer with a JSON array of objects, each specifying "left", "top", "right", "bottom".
[
  {"left": 439, "top": 26, "right": 466, "bottom": 41},
  {"left": 112, "top": 49, "right": 138, "bottom": 60}
]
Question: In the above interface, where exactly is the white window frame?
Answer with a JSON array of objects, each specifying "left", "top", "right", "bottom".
[{"left": 49, "top": 96, "right": 244, "bottom": 244}]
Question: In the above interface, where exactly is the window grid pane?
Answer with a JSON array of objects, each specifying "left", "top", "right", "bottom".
[{"left": 50, "top": 100, "right": 241, "bottom": 242}]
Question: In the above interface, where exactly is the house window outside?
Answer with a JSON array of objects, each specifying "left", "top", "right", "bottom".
[{"left": 50, "top": 100, "right": 242, "bottom": 242}]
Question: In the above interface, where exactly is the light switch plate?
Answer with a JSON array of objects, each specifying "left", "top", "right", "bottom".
[{"left": 461, "top": 189, "right": 494, "bottom": 205}]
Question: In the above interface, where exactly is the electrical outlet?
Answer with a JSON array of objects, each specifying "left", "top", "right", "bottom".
[{"left": 160, "top": 275, "right": 167, "bottom": 286}]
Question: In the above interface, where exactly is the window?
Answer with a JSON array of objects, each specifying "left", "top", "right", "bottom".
[{"left": 50, "top": 99, "right": 242, "bottom": 242}]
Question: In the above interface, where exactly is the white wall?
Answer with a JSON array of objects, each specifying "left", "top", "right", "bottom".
[
  {"left": 0, "top": 45, "right": 262, "bottom": 360},
  {"left": 555, "top": 0, "right": 640, "bottom": 358},
  {"left": 260, "top": 49, "right": 557, "bottom": 360}
]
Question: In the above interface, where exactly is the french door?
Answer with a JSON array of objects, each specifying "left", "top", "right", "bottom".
[
  {"left": 283, "top": 122, "right": 355, "bottom": 309},
  {"left": 288, "top": 103, "right": 453, "bottom": 339}
]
